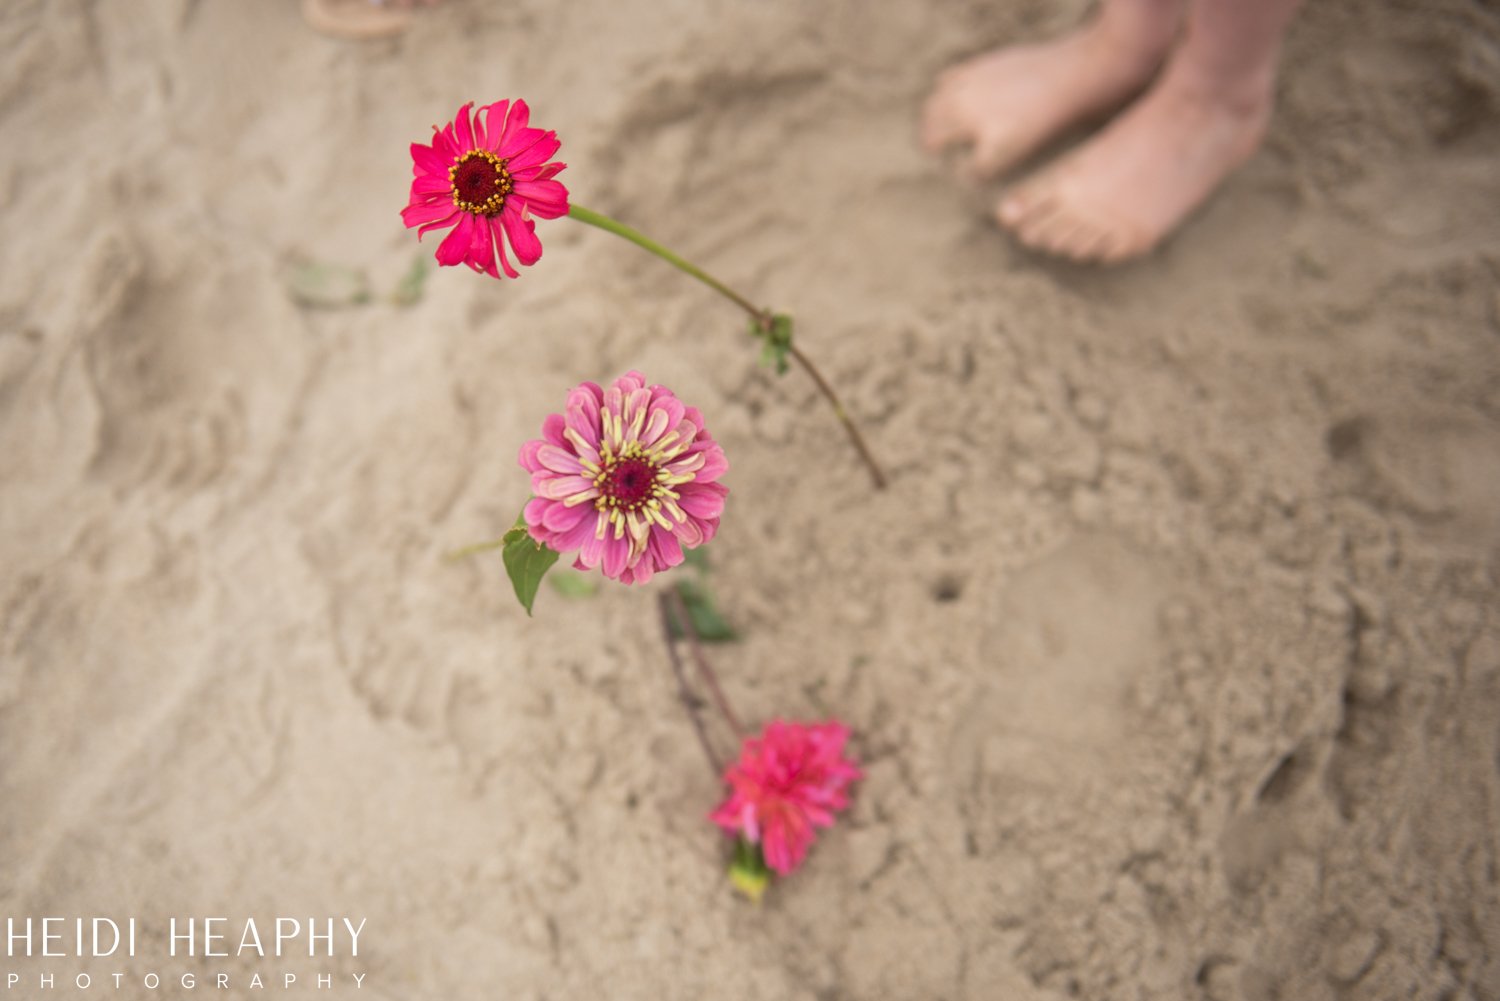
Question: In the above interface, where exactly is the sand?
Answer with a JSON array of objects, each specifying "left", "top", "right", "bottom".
[{"left": 2, "top": 0, "right": 1499, "bottom": 998}]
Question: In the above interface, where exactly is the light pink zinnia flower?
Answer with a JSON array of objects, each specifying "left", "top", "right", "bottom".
[
  {"left": 401, "top": 99, "right": 568, "bottom": 280},
  {"left": 519, "top": 371, "right": 729, "bottom": 585},
  {"left": 711, "top": 720, "right": 862, "bottom": 877}
]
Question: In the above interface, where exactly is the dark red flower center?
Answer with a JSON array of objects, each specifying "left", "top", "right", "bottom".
[
  {"left": 449, "top": 150, "right": 513, "bottom": 216},
  {"left": 598, "top": 457, "right": 659, "bottom": 512}
]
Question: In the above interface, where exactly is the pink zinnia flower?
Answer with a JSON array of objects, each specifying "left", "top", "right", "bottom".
[
  {"left": 519, "top": 371, "right": 729, "bottom": 585},
  {"left": 401, "top": 99, "right": 568, "bottom": 280},
  {"left": 711, "top": 720, "right": 862, "bottom": 877}
]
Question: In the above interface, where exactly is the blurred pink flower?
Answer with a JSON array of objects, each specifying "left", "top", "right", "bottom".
[
  {"left": 711, "top": 720, "right": 861, "bottom": 877},
  {"left": 401, "top": 99, "right": 568, "bottom": 280},
  {"left": 519, "top": 371, "right": 729, "bottom": 585}
]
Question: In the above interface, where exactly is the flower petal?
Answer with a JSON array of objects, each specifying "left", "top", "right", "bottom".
[
  {"left": 495, "top": 98, "right": 531, "bottom": 152},
  {"left": 601, "top": 532, "right": 630, "bottom": 580},
  {"left": 416, "top": 210, "right": 461, "bottom": 240},
  {"left": 536, "top": 443, "right": 584, "bottom": 475},
  {"left": 500, "top": 203, "right": 543, "bottom": 266},
  {"left": 762, "top": 828, "right": 794, "bottom": 877},
  {"left": 613, "top": 371, "right": 647, "bottom": 395},
  {"left": 453, "top": 101, "right": 475, "bottom": 152},
  {"left": 508, "top": 132, "right": 561, "bottom": 172},
  {"left": 673, "top": 516, "right": 705, "bottom": 549},
  {"left": 467, "top": 209, "right": 499, "bottom": 278},
  {"left": 565, "top": 390, "right": 602, "bottom": 451},
  {"left": 620, "top": 557, "right": 653, "bottom": 586},
  {"left": 542, "top": 500, "right": 591, "bottom": 534},
  {"left": 540, "top": 413, "right": 568, "bottom": 448},
  {"left": 430, "top": 124, "right": 457, "bottom": 161},
  {"left": 497, "top": 126, "right": 548, "bottom": 162},
  {"left": 639, "top": 407, "right": 671, "bottom": 450},
  {"left": 410, "top": 142, "right": 448, "bottom": 177},
  {"left": 696, "top": 516, "right": 720, "bottom": 546},
  {"left": 577, "top": 518, "right": 607, "bottom": 569},
  {"left": 478, "top": 99, "right": 510, "bottom": 151},
  {"left": 518, "top": 439, "right": 547, "bottom": 473},
  {"left": 402, "top": 199, "right": 457, "bottom": 229},
  {"left": 471, "top": 105, "right": 488, "bottom": 150},
  {"left": 677, "top": 485, "right": 725, "bottom": 521},
  {"left": 487, "top": 217, "right": 521, "bottom": 279},
  {"left": 411, "top": 174, "right": 452, "bottom": 196},
  {"left": 513, "top": 177, "right": 569, "bottom": 219},
  {"left": 801, "top": 804, "right": 835, "bottom": 828},
  {"left": 621, "top": 387, "right": 653, "bottom": 443},
  {"left": 533, "top": 474, "right": 595, "bottom": 500},
  {"left": 647, "top": 528, "right": 684, "bottom": 571},
  {"left": 692, "top": 445, "right": 729, "bottom": 483},
  {"left": 435, "top": 213, "right": 477, "bottom": 266},
  {"left": 523, "top": 496, "right": 551, "bottom": 530},
  {"left": 549, "top": 508, "right": 599, "bottom": 551}
]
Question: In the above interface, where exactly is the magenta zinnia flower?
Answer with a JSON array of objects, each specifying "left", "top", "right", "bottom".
[
  {"left": 519, "top": 371, "right": 729, "bottom": 585},
  {"left": 711, "top": 720, "right": 861, "bottom": 877},
  {"left": 401, "top": 99, "right": 568, "bottom": 280}
]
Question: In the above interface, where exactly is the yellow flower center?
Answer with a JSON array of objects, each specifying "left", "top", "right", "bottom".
[
  {"left": 593, "top": 444, "right": 670, "bottom": 515},
  {"left": 449, "top": 150, "right": 512, "bottom": 216}
]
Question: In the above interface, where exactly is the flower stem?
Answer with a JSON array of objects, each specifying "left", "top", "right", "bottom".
[
  {"left": 785, "top": 344, "right": 887, "bottom": 490},
  {"left": 659, "top": 593, "right": 723, "bottom": 779},
  {"left": 443, "top": 538, "right": 508, "bottom": 562},
  {"left": 669, "top": 587, "right": 745, "bottom": 738},
  {"left": 567, "top": 204, "right": 887, "bottom": 490},
  {"left": 567, "top": 205, "right": 763, "bottom": 317}
]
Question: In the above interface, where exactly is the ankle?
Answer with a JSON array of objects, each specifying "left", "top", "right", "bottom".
[
  {"left": 1086, "top": 0, "right": 1182, "bottom": 73},
  {"left": 1161, "top": 50, "right": 1277, "bottom": 118}
]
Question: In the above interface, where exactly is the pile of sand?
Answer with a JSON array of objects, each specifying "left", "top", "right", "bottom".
[{"left": 2, "top": 0, "right": 1498, "bottom": 998}]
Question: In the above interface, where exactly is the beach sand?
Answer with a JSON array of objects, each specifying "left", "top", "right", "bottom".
[{"left": 2, "top": 0, "right": 1499, "bottom": 998}]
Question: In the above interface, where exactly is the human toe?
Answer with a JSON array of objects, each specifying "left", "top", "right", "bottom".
[
  {"left": 997, "top": 183, "right": 1054, "bottom": 228},
  {"left": 961, "top": 131, "right": 1025, "bottom": 181},
  {"left": 920, "top": 89, "right": 970, "bottom": 152},
  {"left": 1025, "top": 210, "right": 1088, "bottom": 254},
  {"left": 302, "top": 0, "right": 412, "bottom": 38}
]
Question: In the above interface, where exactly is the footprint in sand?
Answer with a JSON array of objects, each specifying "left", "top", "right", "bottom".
[
  {"left": 1326, "top": 407, "right": 1500, "bottom": 551},
  {"left": 947, "top": 534, "right": 1169, "bottom": 796}
]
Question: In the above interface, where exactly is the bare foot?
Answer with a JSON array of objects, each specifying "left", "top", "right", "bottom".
[
  {"left": 921, "top": 10, "right": 1177, "bottom": 180},
  {"left": 998, "top": 63, "right": 1274, "bottom": 263},
  {"left": 302, "top": 0, "right": 439, "bottom": 40}
]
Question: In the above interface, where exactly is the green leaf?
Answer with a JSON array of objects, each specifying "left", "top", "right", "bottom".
[
  {"left": 681, "top": 546, "right": 711, "bottom": 573},
  {"left": 770, "top": 313, "right": 793, "bottom": 375},
  {"left": 392, "top": 253, "right": 432, "bottom": 307},
  {"left": 671, "top": 578, "right": 737, "bottom": 642},
  {"left": 548, "top": 570, "right": 599, "bottom": 599},
  {"left": 281, "top": 256, "right": 371, "bottom": 309},
  {"left": 752, "top": 313, "right": 794, "bottom": 376},
  {"left": 501, "top": 514, "right": 561, "bottom": 616},
  {"left": 728, "top": 836, "right": 771, "bottom": 903},
  {"left": 770, "top": 313, "right": 793, "bottom": 343}
]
